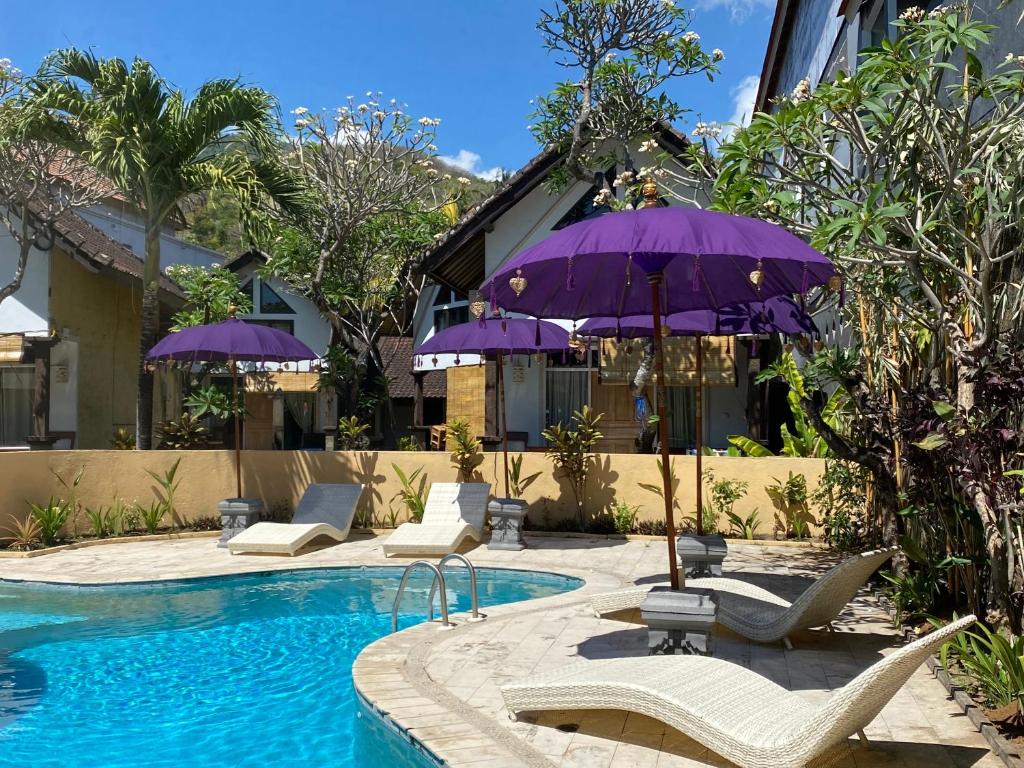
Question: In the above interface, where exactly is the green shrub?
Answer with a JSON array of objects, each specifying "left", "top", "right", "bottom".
[
  {"left": 447, "top": 419, "right": 481, "bottom": 480},
  {"left": 940, "top": 618, "right": 1024, "bottom": 718},
  {"left": 701, "top": 470, "right": 748, "bottom": 536},
  {"left": 29, "top": 497, "right": 69, "bottom": 546},
  {"left": 146, "top": 459, "right": 181, "bottom": 529},
  {"left": 393, "top": 464, "right": 427, "bottom": 523},
  {"left": 138, "top": 501, "right": 165, "bottom": 535},
  {"left": 766, "top": 472, "right": 810, "bottom": 539},
  {"left": 337, "top": 416, "right": 370, "bottom": 450},
  {"left": 542, "top": 406, "right": 604, "bottom": 531},
  {"left": 724, "top": 508, "right": 761, "bottom": 540},
  {"left": 610, "top": 501, "right": 638, "bottom": 535}
]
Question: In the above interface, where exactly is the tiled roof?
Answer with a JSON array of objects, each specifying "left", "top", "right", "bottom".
[
  {"left": 52, "top": 209, "right": 184, "bottom": 298},
  {"left": 378, "top": 335, "right": 445, "bottom": 399}
]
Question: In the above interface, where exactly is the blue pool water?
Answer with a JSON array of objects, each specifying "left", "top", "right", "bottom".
[{"left": 0, "top": 567, "right": 580, "bottom": 767}]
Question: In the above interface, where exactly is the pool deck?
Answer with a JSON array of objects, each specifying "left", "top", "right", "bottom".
[{"left": 0, "top": 533, "right": 999, "bottom": 768}]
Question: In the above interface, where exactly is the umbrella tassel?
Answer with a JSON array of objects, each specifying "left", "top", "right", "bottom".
[
  {"left": 535, "top": 320, "right": 542, "bottom": 347},
  {"left": 800, "top": 263, "right": 810, "bottom": 296},
  {"left": 691, "top": 258, "right": 701, "bottom": 292},
  {"left": 566, "top": 256, "right": 575, "bottom": 291},
  {"left": 625, "top": 254, "right": 632, "bottom": 287},
  {"left": 490, "top": 281, "right": 498, "bottom": 315},
  {"left": 615, "top": 319, "right": 622, "bottom": 344}
]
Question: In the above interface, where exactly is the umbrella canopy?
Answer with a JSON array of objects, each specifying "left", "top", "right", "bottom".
[
  {"left": 147, "top": 312, "right": 318, "bottom": 501},
  {"left": 147, "top": 316, "right": 316, "bottom": 364},
  {"left": 483, "top": 206, "right": 836, "bottom": 319},
  {"left": 481, "top": 200, "right": 836, "bottom": 592},
  {"left": 415, "top": 317, "right": 569, "bottom": 358},
  {"left": 414, "top": 318, "right": 569, "bottom": 500},
  {"left": 579, "top": 296, "right": 818, "bottom": 338}
]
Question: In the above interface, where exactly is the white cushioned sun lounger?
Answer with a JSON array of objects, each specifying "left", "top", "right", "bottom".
[
  {"left": 502, "top": 614, "right": 976, "bottom": 768},
  {"left": 590, "top": 548, "right": 896, "bottom": 647},
  {"left": 381, "top": 482, "right": 491, "bottom": 557},
  {"left": 227, "top": 483, "right": 364, "bottom": 556}
]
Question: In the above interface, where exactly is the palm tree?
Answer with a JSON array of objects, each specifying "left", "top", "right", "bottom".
[{"left": 34, "top": 49, "right": 298, "bottom": 448}]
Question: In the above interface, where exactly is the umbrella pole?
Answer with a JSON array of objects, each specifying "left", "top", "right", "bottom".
[
  {"left": 497, "top": 352, "right": 510, "bottom": 498},
  {"left": 231, "top": 357, "right": 242, "bottom": 499},
  {"left": 649, "top": 275, "right": 681, "bottom": 591},
  {"left": 695, "top": 334, "right": 704, "bottom": 536}
]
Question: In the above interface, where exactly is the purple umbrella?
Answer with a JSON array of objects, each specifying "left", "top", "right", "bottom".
[
  {"left": 580, "top": 296, "right": 818, "bottom": 538},
  {"left": 147, "top": 309, "right": 317, "bottom": 499},
  {"left": 578, "top": 296, "right": 818, "bottom": 338},
  {"left": 415, "top": 317, "right": 569, "bottom": 498},
  {"left": 483, "top": 187, "right": 837, "bottom": 590}
]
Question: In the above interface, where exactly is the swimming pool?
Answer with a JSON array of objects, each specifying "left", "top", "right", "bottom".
[{"left": 0, "top": 567, "right": 581, "bottom": 767}]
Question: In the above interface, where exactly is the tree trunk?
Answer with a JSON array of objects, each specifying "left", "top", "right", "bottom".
[{"left": 136, "top": 226, "right": 161, "bottom": 450}]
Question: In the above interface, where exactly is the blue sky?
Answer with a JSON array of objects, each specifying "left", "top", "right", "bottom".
[{"left": 0, "top": 0, "right": 775, "bottom": 179}]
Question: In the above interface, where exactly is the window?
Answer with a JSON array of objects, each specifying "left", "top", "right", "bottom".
[
  {"left": 552, "top": 167, "right": 617, "bottom": 230},
  {"left": 0, "top": 366, "right": 33, "bottom": 446},
  {"left": 665, "top": 386, "right": 696, "bottom": 451},
  {"left": 432, "top": 287, "right": 469, "bottom": 331},
  {"left": 259, "top": 280, "right": 295, "bottom": 314},
  {"left": 240, "top": 279, "right": 254, "bottom": 303},
  {"left": 247, "top": 319, "right": 294, "bottom": 335}
]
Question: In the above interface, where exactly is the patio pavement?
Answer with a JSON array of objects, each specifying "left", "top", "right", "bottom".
[{"left": 0, "top": 533, "right": 999, "bottom": 768}]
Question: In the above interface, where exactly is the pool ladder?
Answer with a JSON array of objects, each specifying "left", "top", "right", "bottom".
[{"left": 390, "top": 554, "right": 485, "bottom": 633}]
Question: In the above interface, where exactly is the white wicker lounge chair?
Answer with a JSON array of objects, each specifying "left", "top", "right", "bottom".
[
  {"left": 227, "top": 484, "right": 364, "bottom": 556},
  {"left": 502, "top": 614, "right": 976, "bottom": 768},
  {"left": 381, "top": 482, "right": 491, "bottom": 557},
  {"left": 590, "top": 548, "right": 896, "bottom": 648}
]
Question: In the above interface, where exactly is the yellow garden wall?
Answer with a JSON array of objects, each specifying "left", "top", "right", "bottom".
[{"left": 0, "top": 450, "right": 826, "bottom": 539}]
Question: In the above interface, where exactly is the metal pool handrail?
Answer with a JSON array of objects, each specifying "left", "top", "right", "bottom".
[
  {"left": 427, "top": 554, "right": 485, "bottom": 623},
  {"left": 392, "top": 560, "right": 454, "bottom": 633}
]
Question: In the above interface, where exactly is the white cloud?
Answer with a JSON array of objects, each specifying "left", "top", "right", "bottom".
[
  {"left": 720, "top": 74, "right": 760, "bottom": 141},
  {"left": 438, "top": 149, "right": 503, "bottom": 181},
  {"left": 692, "top": 0, "right": 774, "bottom": 22}
]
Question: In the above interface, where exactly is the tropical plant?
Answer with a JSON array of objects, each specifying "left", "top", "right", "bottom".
[
  {"left": 183, "top": 384, "right": 239, "bottom": 421},
  {"left": 337, "top": 416, "right": 370, "bottom": 450},
  {"left": 397, "top": 435, "right": 420, "bottom": 451},
  {"left": 392, "top": 464, "right": 427, "bottom": 523},
  {"left": 28, "top": 497, "right": 69, "bottom": 546},
  {"left": 111, "top": 427, "right": 136, "bottom": 450},
  {"left": 701, "top": 470, "right": 748, "bottom": 536},
  {"left": 146, "top": 458, "right": 182, "bottom": 530},
  {"left": 34, "top": 49, "right": 299, "bottom": 448},
  {"left": 155, "top": 413, "right": 209, "bottom": 449},
  {"left": 725, "top": 509, "right": 761, "bottom": 541},
  {"left": 138, "top": 501, "right": 165, "bottom": 535},
  {"left": 85, "top": 505, "right": 113, "bottom": 538},
  {"left": 812, "top": 459, "right": 867, "bottom": 551},
  {"left": 447, "top": 419, "right": 481, "bottom": 481},
  {"left": 639, "top": 456, "right": 683, "bottom": 525},
  {"left": 509, "top": 454, "right": 541, "bottom": 499},
  {"left": 610, "top": 500, "right": 639, "bottom": 535},
  {"left": 765, "top": 472, "right": 811, "bottom": 540},
  {"left": 4, "top": 514, "right": 41, "bottom": 550},
  {"left": 166, "top": 263, "right": 252, "bottom": 330},
  {"left": 940, "top": 618, "right": 1024, "bottom": 720},
  {"left": 707, "top": 9, "right": 1024, "bottom": 628},
  {"left": 542, "top": 406, "right": 604, "bottom": 531},
  {"left": 51, "top": 466, "right": 85, "bottom": 536}
]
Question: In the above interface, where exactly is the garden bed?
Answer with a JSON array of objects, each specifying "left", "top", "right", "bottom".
[
  {"left": 875, "top": 592, "right": 1023, "bottom": 768},
  {"left": 0, "top": 530, "right": 220, "bottom": 558}
]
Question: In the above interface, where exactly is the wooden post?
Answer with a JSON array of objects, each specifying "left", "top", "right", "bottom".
[
  {"left": 695, "top": 334, "right": 704, "bottom": 536},
  {"left": 231, "top": 357, "right": 242, "bottom": 499},
  {"left": 497, "top": 352, "right": 510, "bottom": 499},
  {"left": 650, "top": 274, "right": 681, "bottom": 591}
]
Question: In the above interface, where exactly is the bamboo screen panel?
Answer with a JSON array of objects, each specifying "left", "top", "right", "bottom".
[
  {"left": 446, "top": 364, "right": 488, "bottom": 437},
  {"left": 598, "top": 336, "right": 735, "bottom": 386}
]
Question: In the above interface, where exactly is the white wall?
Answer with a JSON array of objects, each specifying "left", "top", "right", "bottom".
[
  {"left": 79, "top": 203, "right": 223, "bottom": 270},
  {"left": 49, "top": 336, "right": 78, "bottom": 437},
  {"left": 231, "top": 263, "right": 330, "bottom": 372},
  {"left": 0, "top": 226, "right": 49, "bottom": 334}
]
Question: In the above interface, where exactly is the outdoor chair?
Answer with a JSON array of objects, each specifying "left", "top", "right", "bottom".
[
  {"left": 590, "top": 548, "right": 897, "bottom": 648},
  {"left": 381, "top": 482, "right": 491, "bottom": 557},
  {"left": 502, "top": 614, "right": 975, "bottom": 768},
  {"left": 227, "top": 483, "right": 364, "bottom": 556}
]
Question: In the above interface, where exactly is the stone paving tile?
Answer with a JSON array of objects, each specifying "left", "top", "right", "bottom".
[{"left": 0, "top": 535, "right": 1001, "bottom": 768}]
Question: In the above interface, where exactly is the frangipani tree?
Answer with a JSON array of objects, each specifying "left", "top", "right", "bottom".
[
  {"left": 712, "top": 7, "right": 1024, "bottom": 626},
  {"left": 532, "top": 0, "right": 722, "bottom": 192},
  {"left": 261, "top": 97, "right": 458, "bottom": 429},
  {"left": 34, "top": 49, "right": 299, "bottom": 449},
  {"left": 0, "top": 58, "right": 103, "bottom": 303}
]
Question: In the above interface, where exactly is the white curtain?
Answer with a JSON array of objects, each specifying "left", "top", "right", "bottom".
[
  {"left": 283, "top": 393, "right": 315, "bottom": 434},
  {"left": 0, "top": 366, "right": 32, "bottom": 446},
  {"left": 545, "top": 370, "right": 588, "bottom": 430}
]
